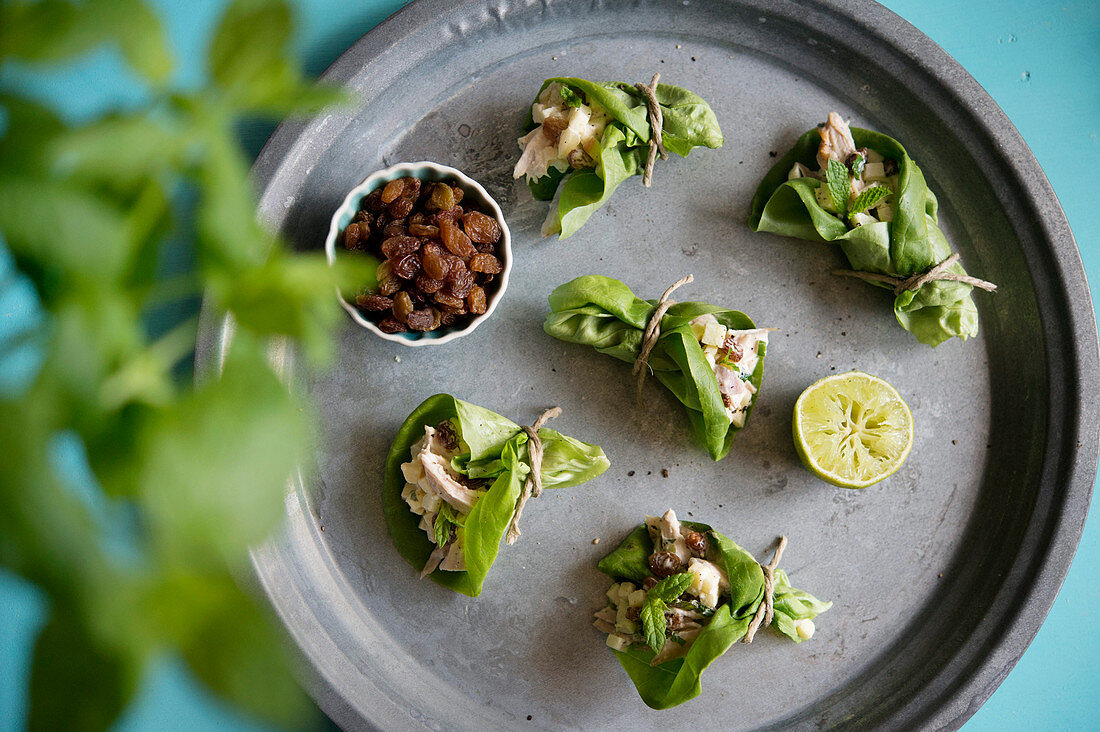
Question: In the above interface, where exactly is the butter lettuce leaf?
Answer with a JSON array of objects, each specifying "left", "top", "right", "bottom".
[
  {"left": 383, "top": 394, "right": 609, "bottom": 596},
  {"left": 523, "top": 77, "right": 722, "bottom": 239},
  {"left": 749, "top": 125, "right": 980, "bottom": 347},
  {"left": 544, "top": 276, "right": 764, "bottom": 460},
  {"left": 598, "top": 519, "right": 829, "bottom": 709}
]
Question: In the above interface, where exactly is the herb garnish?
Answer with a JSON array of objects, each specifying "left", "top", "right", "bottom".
[
  {"left": 559, "top": 84, "right": 585, "bottom": 108},
  {"left": 826, "top": 158, "right": 851, "bottom": 216},
  {"left": 640, "top": 572, "right": 694, "bottom": 653},
  {"left": 433, "top": 503, "right": 464, "bottom": 546},
  {"left": 849, "top": 186, "right": 892, "bottom": 216}
]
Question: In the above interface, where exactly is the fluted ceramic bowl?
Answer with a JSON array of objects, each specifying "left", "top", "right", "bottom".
[{"left": 325, "top": 161, "right": 512, "bottom": 346}]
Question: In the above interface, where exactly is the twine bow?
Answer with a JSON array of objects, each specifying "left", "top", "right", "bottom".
[
  {"left": 635, "top": 73, "right": 669, "bottom": 187},
  {"left": 632, "top": 274, "right": 694, "bottom": 406},
  {"left": 832, "top": 253, "right": 997, "bottom": 295},
  {"left": 505, "top": 407, "right": 562, "bottom": 545},
  {"left": 742, "top": 535, "right": 788, "bottom": 644}
]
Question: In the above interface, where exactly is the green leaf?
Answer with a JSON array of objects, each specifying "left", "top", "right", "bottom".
[
  {"left": 640, "top": 597, "right": 668, "bottom": 654},
  {"left": 194, "top": 121, "right": 272, "bottom": 270},
  {"left": 179, "top": 583, "right": 310, "bottom": 728},
  {"left": 0, "top": 174, "right": 131, "bottom": 295},
  {"left": 0, "top": 94, "right": 66, "bottom": 174},
  {"left": 212, "top": 251, "right": 368, "bottom": 365},
  {"left": 614, "top": 604, "right": 748, "bottom": 709},
  {"left": 750, "top": 124, "right": 983, "bottom": 346},
  {"left": 529, "top": 427, "right": 610, "bottom": 489},
  {"left": 137, "top": 336, "right": 311, "bottom": 566},
  {"left": 596, "top": 524, "right": 653, "bottom": 584},
  {"left": 28, "top": 608, "right": 137, "bottom": 732},
  {"left": 433, "top": 503, "right": 458, "bottom": 546},
  {"left": 100, "top": 0, "right": 173, "bottom": 83},
  {"left": 826, "top": 158, "right": 850, "bottom": 216},
  {"left": 556, "top": 126, "right": 641, "bottom": 240},
  {"left": 525, "top": 77, "right": 721, "bottom": 238},
  {"left": 599, "top": 518, "right": 830, "bottom": 708},
  {"left": 849, "top": 185, "right": 892, "bottom": 216},
  {"left": 648, "top": 571, "right": 694, "bottom": 603},
  {"left": 382, "top": 395, "right": 607, "bottom": 596},
  {"left": 0, "top": 0, "right": 172, "bottom": 82},
  {"left": 526, "top": 167, "right": 566, "bottom": 202},
  {"left": 559, "top": 85, "right": 583, "bottom": 108},
  {"left": 50, "top": 115, "right": 182, "bottom": 194},
  {"left": 544, "top": 276, "right": 765, "bottom": 460},
  {"left": 771, "top": 569, "right": 833, "bottom": 643},
  {"left": 207, "top": 0, "right": 346, "bottom": 115},
  {"left": 209, "top": 0, "right": 291, "bottom": 98}
]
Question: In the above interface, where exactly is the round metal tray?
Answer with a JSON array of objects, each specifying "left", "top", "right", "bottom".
[{"left": 196, "top": 0, "right": 1100, "bottom": 728}]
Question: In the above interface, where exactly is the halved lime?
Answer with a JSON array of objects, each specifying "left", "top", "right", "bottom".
[{"left": 793, "top": 372, "right": 913, "bottom": 489}]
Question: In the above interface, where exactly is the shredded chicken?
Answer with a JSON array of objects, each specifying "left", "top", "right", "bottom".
[
  {"left": 418, "top": 444, "right": 480, "bottom": 512},
  {"left": 688, "top": 315, "right": 768, "bottom": 427},
  {"left": 645, "top": 509, "right": 691, "bottom": 563},
  {"left": 401, "top": 423, "right": 485, "bottom": 574},
  {"left": 514, "top": 82, "right": 609, "bottom": 183},
  {"left": 817, "top": 111, "right": 857, "bottom": 169},
  {"left": 797, "top": 111, "right": 900, "bottom": 227}
]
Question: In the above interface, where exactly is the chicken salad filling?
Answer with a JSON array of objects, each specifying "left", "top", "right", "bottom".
[
  {"left": 787, "top": 111, "right": 900, "bottom": 227},
  {"left": 689, "top": 314, "right": 768, "bottom": 428},
  {"left": 513, "top": 81, "right": 611, "bottom": 184},
  {"left": 594, "top": 509, "right": 731, "bottom": 664},
  {"left": 400, "top": 421, "right": 487, "bottom": 576}
]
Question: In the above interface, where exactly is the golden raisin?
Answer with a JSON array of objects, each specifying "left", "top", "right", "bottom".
[
  {"left": 380, "top": 178, "right": 406, "bottom": 204},
  {"left": 355, "top": 294, "right": 393, "bottom": 311},
  {"left": 468, "top": 253, "right": 503, "bottom": 274},
  {"left": 462, "top": 211, "right": 502, "bottom": 244},
  {"left": 428, "top": 182, "right": 455, "bottom": 212},
  {"left": 420, "top": 242, "right": 447, "bottom": 280},
  {"left": 467, "top": 286, "right": 487, "bottom": 314},
  {"left": 440, "top": 219, "right": 476, "bottom": 258}
]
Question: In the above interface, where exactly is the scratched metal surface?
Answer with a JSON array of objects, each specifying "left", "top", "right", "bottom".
[{"left": 194, "top": 0, "right": 1098, "bottom": 729}]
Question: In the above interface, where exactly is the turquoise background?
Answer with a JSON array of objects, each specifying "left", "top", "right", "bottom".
[{"left": 1, "top": 0, "right": 1097, "bottom": 729}]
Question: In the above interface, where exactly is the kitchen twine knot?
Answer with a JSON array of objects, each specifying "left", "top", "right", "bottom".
[
  {"left": 632, "top": 274, "right": 694, "bottom": 407},
  {"left": 832, "top": 253, "right": 997, "bottom": 295},
  {"left": 635, "top": 72, "right": 669, "bottom": 187},
  {"left": 505, "top": 407, "right": 562, "bottom": 545},
  {"left": 742, "top": 535, "right": 788, "bottom": 644}
]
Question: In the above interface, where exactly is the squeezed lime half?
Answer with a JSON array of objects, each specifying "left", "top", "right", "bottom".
[{"left": 793, "top": 372, "right": 913, "bottom": 489}]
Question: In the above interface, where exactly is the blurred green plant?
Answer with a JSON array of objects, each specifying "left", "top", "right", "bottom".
[{"left": 0, "top": 0, "right": 364, "bottom": 728}]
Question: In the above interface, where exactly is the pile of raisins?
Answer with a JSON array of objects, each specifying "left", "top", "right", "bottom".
[{"left": 342, "top": 176, "right": 505, "bottom": 334}]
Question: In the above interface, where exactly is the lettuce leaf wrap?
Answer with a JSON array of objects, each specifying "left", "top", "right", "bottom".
[
  {"left": 544, "top": 275, "right": 767, "bottom": 461},
  {"left": 514, "top": 77, "right": 723, "bottom": 239},
  {"left": 595, "top": 511, "right": 830, "bottom": 710},
  {"left": 383, "top": 394, "right": 609, "bottom": 597},
  {"left": 749, "top": 117, "right": 986, "bottom": 347}
]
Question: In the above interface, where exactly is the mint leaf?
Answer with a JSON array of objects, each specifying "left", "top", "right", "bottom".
[
  {"left": 207, "top": 0, "right": 346, "bottom": 115},
  {"left": 648, "top": 571, "right": 694, "bottom": 603},
  {"left": 826, "top": 159, "right": 850, "bottom": 216},
  {"left": 640, "top": 598, "right": 668, "bottom": 654},
  {"left": 137, "top": 337, "right": 311, "bottom": 566},
  {"left": 639, "top": 572, "right": 694, "bottom": 653},
  {"left": 559, "top": 85, "right": 584, "bottom": 108},
  {"left": 0, "top": 0, "right": 171, "bottom": 81},
  {"left": 180, "top": 581, "right": 311, "bottom": 728},
  {"left": 28, "top": 609, "right": 136, "bottom": 732},
  {"left": 849, "top": 185, "right": 892, "bottom": 216},
  {"left": 434, "top": 504, "right": 459, "bottom": 546}
]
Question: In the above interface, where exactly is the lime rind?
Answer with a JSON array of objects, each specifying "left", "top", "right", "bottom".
[{"left": 793, "top": 372, "right": 913, "bottom": 489}]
